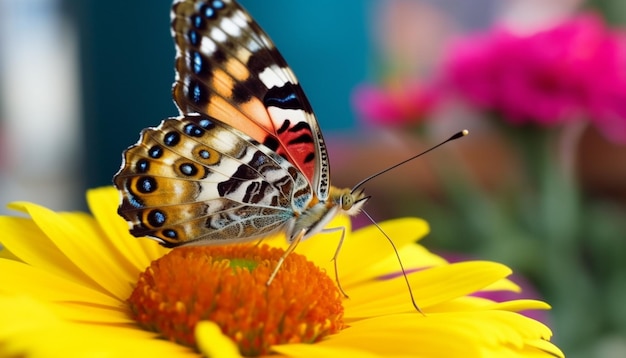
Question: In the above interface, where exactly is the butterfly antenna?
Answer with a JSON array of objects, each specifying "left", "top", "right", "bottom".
[
  {"left": 361, "top": 209, "right": 425, "bottom": 315},
  {"left": 351, "top": 130, "right": 469, "bottom": 193}
]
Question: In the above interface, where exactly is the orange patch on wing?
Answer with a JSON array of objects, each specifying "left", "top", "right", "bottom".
[
  {"left": 211, "top": 69, "right": 235, "bottom": 98},
  {"left": 205, "top": 96, "right": 267, "bottom": 141},
  {"left": 239, "top": 97, "right": 273, "bottom": 131},
  {"left": 225, "top": 57, "right": 250, "bottom": 81}
]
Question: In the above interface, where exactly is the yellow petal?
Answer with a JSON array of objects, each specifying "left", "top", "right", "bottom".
[
  {"left": 324, "top": 311, "right": 557, "bottom": 358},
  {"left": 482, "top": 277, "right": 522, "bottom": 293},
  {"left": 322, "top": 316, "right": 482, "bottom": 357},
  {"left": 345, "top": 261, "right": 512, "bottom": 317},
  {"left": 343, "top": 243, "right": 448, "bottom": 286},
  {"left": 87, "top": 187, "right": 168, "bottom": 270},
  {"left": 272, "top": 343, "right": 381, "bottom": 358},
  {"left": 484, "top": 299, "right": 552, "bottom": 312},
  {"left": 48, "top": 301, "right": 133, "bottom": 324},
  {"left": 524, "top": 339, "right": 565, "bottom": 358},
  {"left": 425, "top": 295, "right": 503, "bottom": 313},
  {"left": 0, "top": 215, "right": 97, "bottom": 291},
  {"left": 425, "top": 296, "right": 547, "bottom": 316},
  {"left": 0, "top": 295, "right": 198, "bottom": 357},
  {"left": 334, "top": 217, "right": 431, "bottom": 282},
  {"left": 0, "top": 259, "right": 121, "bottom": 309},
  {"left": 195, "top": 321, "right": 241, "bottom": 358},
  {"left": 7, "top": 202, "right": 136, "bottom": 300}
]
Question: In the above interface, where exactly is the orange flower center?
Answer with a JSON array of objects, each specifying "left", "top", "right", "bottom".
[{"left": 127, "top": 244, "right": 344, "bottom": 356}]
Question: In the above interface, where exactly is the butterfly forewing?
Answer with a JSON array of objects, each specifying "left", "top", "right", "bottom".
[
  {"left": 171, "top": 0, "right": 330, "bottom": 200},
  {"left": 114, "top": 114, "right": 312, "bottom": 247}
]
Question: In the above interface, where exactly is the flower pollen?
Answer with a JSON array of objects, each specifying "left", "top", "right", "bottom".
[{"left": 128, "top": 244, "right": 344, "bottom": 356}]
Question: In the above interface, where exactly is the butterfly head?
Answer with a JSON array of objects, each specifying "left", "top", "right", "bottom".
[{"left": 330, "top": 187, "right": 369, "bottom": 216}]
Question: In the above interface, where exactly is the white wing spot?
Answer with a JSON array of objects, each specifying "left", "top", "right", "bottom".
[
  {"left": 247, "top": 38, "right": 261, "bottom": 53},
  {"left": 232, "top": 10, "right": 248, "bottom": 28},
  {"left": 259, "top": 34, "right": 273, "bottom": 49},
  {"left": 220, "top": 16, "right": 241, "bottom": 38},
  {"left": 259, "top": 65, "right": 292, "bottom": 89},
  {"left": 200, "top": 37, "right": 217, "bottom": 56},
  {"left": 212, "top": 134, "right": 239, "bottom": 153},
  {"left": 267, "top": 107, "right": 308, "bottom": 128},
  {"left": 210, "top": 27, "right": 228, "bottom": 43}
]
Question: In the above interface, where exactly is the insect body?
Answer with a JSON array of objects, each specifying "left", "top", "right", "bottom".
[{"left": 114, "top": 0, "right": 367, "bottom": 289}]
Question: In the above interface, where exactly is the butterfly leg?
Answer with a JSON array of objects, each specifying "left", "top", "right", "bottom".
[
  {"left": 325, "top": 226, "right": 350, "bottom": 299},
  {"left": 266, "top": 228, "right": 305, "bottom": 286}
]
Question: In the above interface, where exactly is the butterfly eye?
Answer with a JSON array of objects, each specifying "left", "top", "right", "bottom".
[{"left": 340, "top": 193, "right": 354, "bottom": 211}]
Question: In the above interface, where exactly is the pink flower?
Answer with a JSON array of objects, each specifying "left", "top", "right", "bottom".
[
  {"left": 442, "top": 13, "right": 626, "bottom": 143},
  {"left": 351, "top": 82, "right": 439, "bottom": 126}
]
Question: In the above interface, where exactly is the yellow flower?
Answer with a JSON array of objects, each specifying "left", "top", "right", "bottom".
[{"left": 0, "top": 187, "right": 563, "bottom": 357}]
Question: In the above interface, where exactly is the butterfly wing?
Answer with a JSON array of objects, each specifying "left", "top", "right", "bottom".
[
  {"left": 114, "top": 114, "right": 312, "bottom": 247},
  {"left": 171, "top": 0, "right": 330, "bottom": 200}
]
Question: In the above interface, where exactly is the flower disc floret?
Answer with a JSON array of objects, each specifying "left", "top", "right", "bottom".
[{"left": 127, "top": 244, "right": 344, "bottom": 356}]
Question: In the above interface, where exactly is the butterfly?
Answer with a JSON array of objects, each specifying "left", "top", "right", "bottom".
[{"left": 113, "top": 0, "right": 368, "bottom": 290}]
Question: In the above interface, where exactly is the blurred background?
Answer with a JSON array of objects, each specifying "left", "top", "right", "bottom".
[{"left": 1, "top": 0, "right": 625, "bottom": 356}]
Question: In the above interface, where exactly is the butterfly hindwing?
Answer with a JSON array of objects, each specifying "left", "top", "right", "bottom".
[
  {"left": 171, "top": 0, "right": 330, "bottom": 200},
  {"left": 114, "top": 114, "right": 312, "bottom": 246}
]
